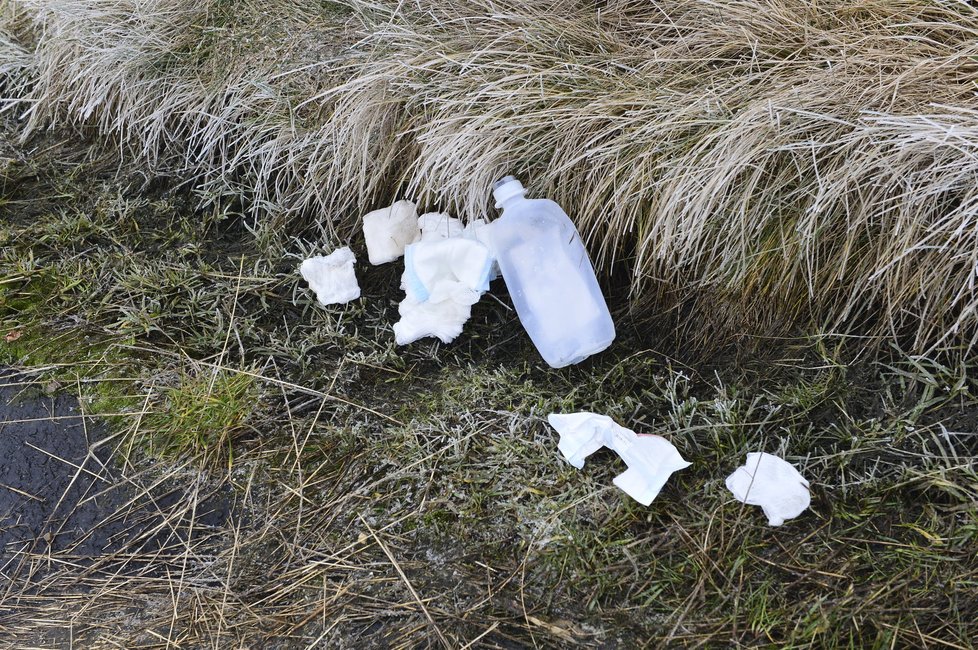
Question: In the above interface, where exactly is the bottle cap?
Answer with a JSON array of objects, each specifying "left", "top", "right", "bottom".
[{"left": 492, "top": 176, "right": 525, "bottom": 209}]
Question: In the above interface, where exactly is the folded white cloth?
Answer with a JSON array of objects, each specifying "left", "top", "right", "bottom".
[
  {"left": 362, "top": 200, "right": 420, "bottom": 265},
  {"left": 402, "top": 238, "right": 494, "bottom": 301},
  {"left": 725, "top": 452, "right": 810, "bottom": 526},
  {"left": 393, "top": 238, "right": 494, "bottom": 345},
  {"left": 462, "top": 219, "right": 499, "bottom": 281},
  {"left": 299, "top": 247, "right": 360, "bottom": 306},
  {"left": 548, "top": 412, "right": 691, "bottom": 506},
  {"left": 418, "top": 212, "right": 464, "bottom": 242},
  {"left": 462, "top": 218, "right": 493, "bottom": 247}
]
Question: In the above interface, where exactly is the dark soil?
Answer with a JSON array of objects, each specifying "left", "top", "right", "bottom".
[{"left": 0, "top": 367, "right": 234, "bottom": 577}]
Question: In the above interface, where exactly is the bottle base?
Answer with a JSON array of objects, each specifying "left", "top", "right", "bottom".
[{"left": 546, "top": 336, "right": 615, "bottom": 369}]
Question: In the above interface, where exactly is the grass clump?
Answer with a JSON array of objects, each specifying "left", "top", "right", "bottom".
[
  {"left": 5, "top": 0, "right": 978, "bottom": 353},
  {"left": 137, "top": 367, "right": 258, "bottom": 461}
]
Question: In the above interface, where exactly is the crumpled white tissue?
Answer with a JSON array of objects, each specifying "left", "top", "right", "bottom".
[
  {"left": 417, "top": 215, "right": 497, "bottom": 286},
  {"left": 299, "top": 247, "right": 360, "bottom": 306},
  {"left": 393, "top": 238, "right": 494, "bottom": 345},
  {"left": 418, "top": 212, "right": 464, "bottom": 242},
  {"left": 362, "top": 200, "right": 420, "bottom": 265},
  {"left": 394, "top": 290, "right": 482, "bottom": 345},
  {"left": 462, "top": 219, "right": 499, "bottom": 281},
  {"left": 403, "top": 238, "right": 494, "bottom": 301},
  {"left": 725, "top": 452, "right": 810, "bottom": 526},
  {"left": 548, "top": 412, "right": 691, "bottom": 506}
]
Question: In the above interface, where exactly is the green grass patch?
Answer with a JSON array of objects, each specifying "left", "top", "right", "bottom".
[{"left": 137, "top": 368, "right": 258, "bottom": 461}]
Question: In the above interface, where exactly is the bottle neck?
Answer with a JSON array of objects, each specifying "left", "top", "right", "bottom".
[
  {"left": 499, "top": 194, "right": 525, "bottom": 211},
  {"left": 493, "top": 178, "right": 526, "bottom": 209}
]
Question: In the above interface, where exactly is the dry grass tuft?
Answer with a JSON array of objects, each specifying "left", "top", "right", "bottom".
[
  {"left": 4, "top": 0, "right": 978, "bottom": 350},
  {"left": 0, "top": 7, "right": 32, "bottom": 106}
]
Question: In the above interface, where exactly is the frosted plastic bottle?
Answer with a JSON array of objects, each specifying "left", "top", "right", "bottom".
[{"left": 489, "top": 176, "right": 615, "bottom": 368}]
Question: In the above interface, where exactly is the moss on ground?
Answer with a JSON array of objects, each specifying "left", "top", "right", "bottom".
[{"left": 1, "top": 125, "right": 977, "bottom": 648}]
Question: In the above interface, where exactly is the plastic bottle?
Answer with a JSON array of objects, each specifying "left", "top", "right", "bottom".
[{"left": 488, "top": 176, "right": 615, "bottom": 368}]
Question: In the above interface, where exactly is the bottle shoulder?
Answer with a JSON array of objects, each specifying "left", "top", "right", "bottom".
[{"left": 499, "top": 197, "right": 570, "bottom": 223}]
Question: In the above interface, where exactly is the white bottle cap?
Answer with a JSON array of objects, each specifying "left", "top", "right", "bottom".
[{"left": 492, "top": 176, "right": 525, "bottom": 208}]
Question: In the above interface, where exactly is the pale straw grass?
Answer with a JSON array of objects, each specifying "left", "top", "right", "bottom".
[{"left": 4, "top": 0, "right": 978, "bottom": 351}]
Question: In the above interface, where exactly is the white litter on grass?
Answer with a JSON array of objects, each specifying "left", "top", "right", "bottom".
[
  {"left": 403, "top": 238, "right": 494, "bottom": 300},
  {"left": 725, "top": 452, "right": 811, "bottom": 526},
  {"left": 462, "top": 219, "right": 499, "bottom": 281},
  {"left": 418, "top": 212, "right": 464, "bottom": 242},
  {"left": 548, "top": 412, "right": 691, "bottom": 506},
  {"left": 416, "top": 214, "right": 499, "bottom": 280},
  {"left": 463, "top": 218, "right": 491, "bottom": 245},
  {"left": 299, "top": 247, "right": 360, "bottom": 306},
  {"left": 362, "top": 200, "right": 420, "bottom": 265},
  {"left": 394, "top": 291, "right": 481, "bottom": 345},
  {"left": 393, "top": 238, "right": 494, "bottom": 345}
]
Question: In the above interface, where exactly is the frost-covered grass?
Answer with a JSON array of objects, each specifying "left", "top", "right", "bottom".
[
  {"left": 1, "top": 125, "right": 977, "bottom": 648},
  {"left": 4, "top": 0, "right": 978, "bottom": 353}
]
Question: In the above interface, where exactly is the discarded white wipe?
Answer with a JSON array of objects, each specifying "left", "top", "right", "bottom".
[
  {"left": 725, "top": 452, "right": 811, "bottom": 526},
  {"left": 548, "top": 412, "right": 690, "bottom": 506},
  {"left": 394, "top": 237, "right": 494, "bottom": 345},
  {"left": 362, "top": 200, "right": 420, "bottom": 265},
  {"left": 298, "top": 247, "right": 361, "bottom": 306},
  {"left": 417, "top": 212, "right": 464, "bottom": 242},
  {"left": 489, "top": 177, "right": 615, "bottom": 368}
]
